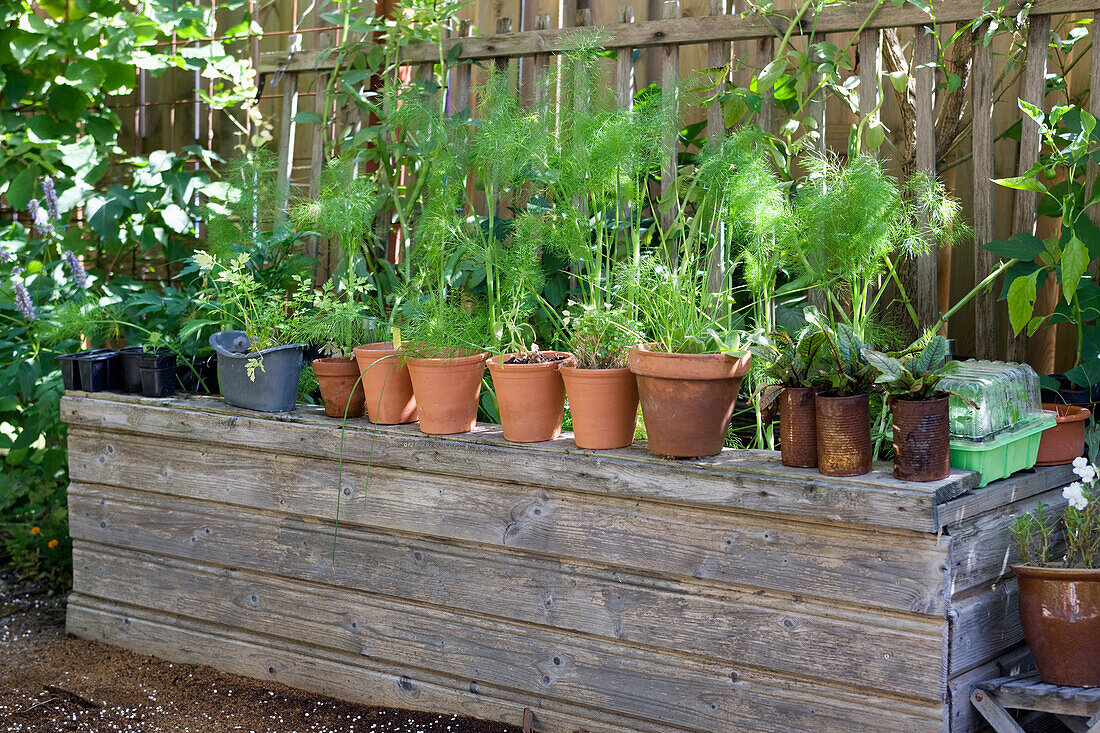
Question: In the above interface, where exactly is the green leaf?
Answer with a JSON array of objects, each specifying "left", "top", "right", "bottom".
[
  {"left": 982, "top": 232, "right": 1046, "bottom": 261},
  {"left": 161, "top": 203, "right": 191, "bottom": 233},
  {"left": 293, "top": 111, "right": 322, "bottom": 124},
  {"left": 48, "top": 84, "right": 89, "bottom": 122},
  {"left": 1061, "top": 235, "right": 1090, "bottom": 304},
  {"left": 913, "top": 335, "right": 947, "bottom": 374},
  {"left": 887, "top": 71, "right": 908, "bottom": 94},
  {"left": 7, "top": 164, "right": 40, "bottom": 212},
  {"left": 993, "top": 175, "right": 1047, "bottom": 193},
  {"left": 862, "top": 348, "right": 905, "bottom": 382},
  {"left": 1007, "top": 269, "right": 1040, "bottom": 334},
  {"left": 757, "top": 59, "right": 785, "bottom": 91},
  {"left": 63, "top": 59, "right": 106, "bottom": 93}
]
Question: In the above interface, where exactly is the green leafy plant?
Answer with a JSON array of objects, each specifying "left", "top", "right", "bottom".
[
  {"left": 565, "top": 304, "right": 642, "bottom": 370},
  {"left": 748, "top": 325, "right": 830, "bottom": 389},
  {"left": 1011, "top": 458, "right": 1100, "bottom": 568},
  {"left": 861, "top": 335, "right": 960, "bottom": 400},
  {"left": 804, "top": 308, "right": 876, "bottom": 395},
  {"left": 290, "top": 275, "right": 385, "bottom": 359},
  {"left": 990, "top": 103, "right": 1100, "bottom": 388}
]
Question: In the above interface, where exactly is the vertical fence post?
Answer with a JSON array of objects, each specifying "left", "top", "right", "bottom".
[
  {"left": 914, "top": 26, "right": 938, "bottom": 331},
  {"left": 1087, "top": 11, "right": 1100, "bottom": 283},
  {"left": 1007, "top": 14, "right": 1051, "bottom": 362},
  {"left": 859, "top": 28, "right": 882, "bottom": 157},
  {"left": 447, "top": 20, "right": 473, "bottom": 117},
  {"left": 659, "top": 0, "right": 680, "bottom": 249},
  {"left": 972, "top": 30, "right": 997, "bottom": 360},
  {"left": 494, "top": 17, "right": 513, "bottom": 76},
  {"left": 532, "top": 13, "right": 552, "bottom": 110},
  {"left": 706, "top": 0, "right": 729, "bottom": 298},
  {"left": 616, "top": 6, "right": 636, "bottom": 111},
  {"left": 309, "top": 31, "right": 332, "bottom": 282},
  {"left": 275, "top": 33, "right": 303, "bottom": 221}
]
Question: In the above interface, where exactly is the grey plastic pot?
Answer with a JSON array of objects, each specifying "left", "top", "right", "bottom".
[{"left": 209, "top": 331, "right": 305, "bottom": 412}]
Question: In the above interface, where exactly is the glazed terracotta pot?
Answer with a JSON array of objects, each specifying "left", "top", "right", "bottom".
[
  {"left": 352, "top": 342, "right": 417, "bottom": 425},
  {"left": 779, "top": 387, "right": 817, "bottom": 468},
  {"left": 560, "top": 366, "right": 639, "bottom": 450},
  {"left": 1013, "top": 564, "right": 1100, "bottom": 686},
  {"left": 890, "top": 395, "right": 950, "bottom": 482},
  {"left": 814, "top": 392, "right": 872, "bottom": 477},
  {"left": 627, "top": 345, "right": 752, "bottom": 458},
  {"left": 312, "top": 357, "right": 366, "bottom": 419},
  {"left": 487, "top": 352, "right": 572, "bottom": 443},
  {"left": 1035, "top": 402, "right": 1091, "bottom": 467},
  {"left": 405, "top": 349, "right": 489, "bottom": 435}
]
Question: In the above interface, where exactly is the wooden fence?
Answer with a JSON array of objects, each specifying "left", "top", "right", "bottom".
[{"left": 250, "top": 0, "right": 1100, "bottom": 367}]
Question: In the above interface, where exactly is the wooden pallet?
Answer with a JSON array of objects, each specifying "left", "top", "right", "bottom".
[{"left": 971, "top": 674, "right": 1100, "bottom": 732}]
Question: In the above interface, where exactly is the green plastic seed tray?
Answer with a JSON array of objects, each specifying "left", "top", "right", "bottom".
[{"left": 949, "top": 412, "right": 1057, "bottom": 487}]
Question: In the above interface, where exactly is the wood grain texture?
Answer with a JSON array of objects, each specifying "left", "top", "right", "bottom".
[
  {"left": 60, "top": 393, "right": 978, "bottom": 533},
  {"left": 946, "top": 646, "right": 1035, "bottom": 733},
  {"left": 69, "top": 546, "right": 946, "bottom": 731},
  {"left": 615, "top": 5, "right": 635, "bottom": 110},
  {"left": 1089, "top": 11, "right": 1100, "bottom": 282},
  {"left": 914, "top": 27, "right": 938, "bottom": 328},
  {"left": 66, "top": 486, "right": 945, "bottom": 698},
  {"left": 948, "top": 580, "right": 1023, "bottom": 676},
  {"left": 274, "top": 33, "right": 302, "bottom": 221},
  {"left": 67, "top": 430, "right": 953, "bottom": 615},
  {"left": 971, "top": 31, "right": 997, "bottom": 360},
  {"left": 859, "top": 28, "right": 882, "bottom": 157},
  {"left": 259, "top": 0, "right": 1100, "bottom": 71}
]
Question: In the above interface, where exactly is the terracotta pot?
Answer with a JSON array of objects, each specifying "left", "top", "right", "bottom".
[
  {"left": 352, "top": 342, "right": 417, "bottom": 425},
  {"left": 405, "top": 350, "right": 489, "bottom": 435},
  {"left": 779, "top": 387, "right": 817, "bottom": 468},
  {"left": 312, "top": 357, "right": 366, "bottom": 419},
  {"left": 890, "top": 395, "right": 950, "bottom": 482},
  {"left": 487, "top": 352, "right": 572, "bottom": 443},
  {"left": 814, "top": 392, "right": 872, "bottom": 477},
  {"left": 560, "top": 366, "right": 639, "bottom": 450},
  {"left": 1013, "top": 564, "right": 1100, "bottom": 686},
  {"left": 627, "top": 345, "right": 752, "bottom": 458},
  {"left": 1035, "top": 402, "right": 1091, "bottom": 467}
]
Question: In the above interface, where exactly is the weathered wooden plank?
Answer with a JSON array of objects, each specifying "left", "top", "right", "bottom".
[
  {"left": 66, "top": 594, "right": 657, "bottom": 733},
  {"left": 947, "top": 646, "right": 1034, "bottom": 733},
  {"left": 914, "top": 26, "right": 938, "bottom": 330},
  {"left": 531, "top": 13, "right": 552, "bottom": 109},
  {"left": 66, "top": 430, "right": 953, "bottom": 615},
  {"left": 859, "top": 28, "right": 882, "bottom": 157},
  {"left": 259, "top": 0, "right": 1100, "bottom": 71},
  {"left": 971, "top": 31, "right": 997, "bottom": 360},
  {"left": 936, "top": 465, "right": 1075, "bottom": 529},
  {"left": 948, "top": 580, "right": 1022, "bottom": 676},
  {"left": 1088, "top": 10, "right": 1100, "bottom": 284},
  {"left": 945, "top": 486, "right": 1068, "bottom": 597},
  {"left": 446, "top": 20, "right": 473, "bottom": 117},
  {"left": 659, "top": 0, "right": 679, "bottom": 242},
  {"left": 705, "top": 0, "right": 728, "bottom": 299},
  {"left": 976, "top": 687, "right": 1100, "bottom": 720},
  {"left": 756, "top": 35, "right": 775, "bottom": 134},
  {"left": 1007, "top": 14, "right": 1051, "bottom": 363},
  {"left": 60, "top": 394, "right": 978, "bottom": 533},
  {"left": 66, "top": 488, "right": 946, "bottom": 698},
  {"left": 274, "top": 33, "right": 303, "bottom": 221},
  {"left": 69, "top": 547, "right": 946, "bottom": 732},
  {"left": 971, "top": 688, "right": 1028, "bottom": 733}
]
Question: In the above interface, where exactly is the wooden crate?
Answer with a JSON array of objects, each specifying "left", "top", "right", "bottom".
[{"left": 61, "top": 393, "right": 1073, "bottom": 732}]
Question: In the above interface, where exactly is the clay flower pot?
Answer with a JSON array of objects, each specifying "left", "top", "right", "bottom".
[
  {"left": 560, "top": 366, "right": 639, "bottom": 450},
  {"left": 1012, "top": 564, "right": 1100, "bottom": 686},
  {"left": 487, "top": 352, "right": 572, "bottom": 443},
  {"left": 627, "top": 345, "right": 752, "bottom": 458},
  {"left": 312, "top": 357, "right": 366, "bottom": 419},
  {"left": 352, "top": 342, "right": 417, "bottom": 425},
  {"left": 890, "top": 395, "right": 950, "bottom": 482},
  {"left": 779, "top": 387, "right": 817, "bottom": 468},
  {"left": 1035, "top": 402, "right": 1091, "bottom": 467},
  {"left": 814, "top": 392, "right": 872, "bottom": 477},
  {"left": 405, "top": 349, "right": 489, "bottom": 435}
]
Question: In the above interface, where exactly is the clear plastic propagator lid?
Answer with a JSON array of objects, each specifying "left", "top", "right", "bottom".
[{"left": 938, "top": 360, "right": 1044, "bottom": 442}]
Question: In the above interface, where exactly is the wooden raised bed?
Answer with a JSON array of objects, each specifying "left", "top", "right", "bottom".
[{"left": 61, "top": 393, "right": 1073, "bottom": 732}]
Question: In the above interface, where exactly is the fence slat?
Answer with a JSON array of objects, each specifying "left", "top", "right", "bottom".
[
  {"left": 532, "top": 13, "right": 552, "bottom": 109},
  {"left": 494, "top": 17, "right": 513, "bottom": 75},
  {"left": 859, "top": 29, "right": 882, "bottom": 156},
  {"left": 706, "top": 0, "right": 729, "bottom": 297},
  {"left": 275, "top": 33, "right": 303, "bottom": 222},
  {"left": 308, "top": 33, "right": 332, "bottom": 280},
  {"left": 1008, "top": 14, "right": 1051, "bottom": 361},
  {"left": 447, "top": 20, "right": 473, "bottom": 117},
  {"left": 756, "top": 35, "right": 775, "bottom": 134},
  {"left": 914, "top": 27, "right": 938, "bottom": 330},
  {"left": 659, "top": 0, "right": 680, "bottom": 245},
  {"left": 972, "top": 31, "right": 997, "bottom": 359},
  {"left": 616, "top": 5, "right": 635, "bottom": 111},
  {"left": 1088, "top": 10, "right": 1100, "bottom": 282}
]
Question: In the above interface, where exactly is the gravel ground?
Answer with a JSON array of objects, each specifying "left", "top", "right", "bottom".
[{"left": 0, "top": 571, "right": 521, "bottom": 733}]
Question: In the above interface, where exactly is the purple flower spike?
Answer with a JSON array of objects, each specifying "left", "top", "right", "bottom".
[
  {"left": 27, "top": 198, "right": 52, "bottom": 237},
  {"left": 63, "top": 250, "right": 88, "bottom": 289},
  {"left": 13, "top": 280, "right": 35, "bottom": 321},
  {"left": 43, "top": 177, "right": 59, "bottom": 221},
  {"left": 0, "top": 247, "right": 11, "bottom": 264}
]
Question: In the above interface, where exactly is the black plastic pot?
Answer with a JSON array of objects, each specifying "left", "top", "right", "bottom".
[
  {"left": 57, "top": 348, "right": 114, "bottom": 391},
  {"left": 177, "top": 354, "right": 219, "bottom": 394},
  {"left": 140, "top": 349, "right": 177, "bottom": 370},
  {"left": 1040, "top": 373, "right": 1100, "bottom": 407},
  {"left": 118, "top": 347, "right": 146, "bottom": 393},
  {"left": 209, "top": 331, "right": 305, "bottom": 412},
  {"left": 76, "top": 350, "right": 121, "bottom": 393},
  {"left": 140, "top": 366, "right": 177, "bottom": 397}
]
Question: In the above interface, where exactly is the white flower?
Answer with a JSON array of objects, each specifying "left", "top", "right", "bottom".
[
  {"left": 1081, "top": 465, "right": 1097, "bottom": 484},
  {"left": 1063, "top": 482, "right": 1088, "bottom": 511},
  {"left": 1072, "top": 456, "right": 1089, "bottom": 469}
]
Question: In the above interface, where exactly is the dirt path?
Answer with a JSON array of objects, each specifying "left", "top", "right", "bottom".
[{"left": 0, "top": 572, "right": 521, "bottom": 733}]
